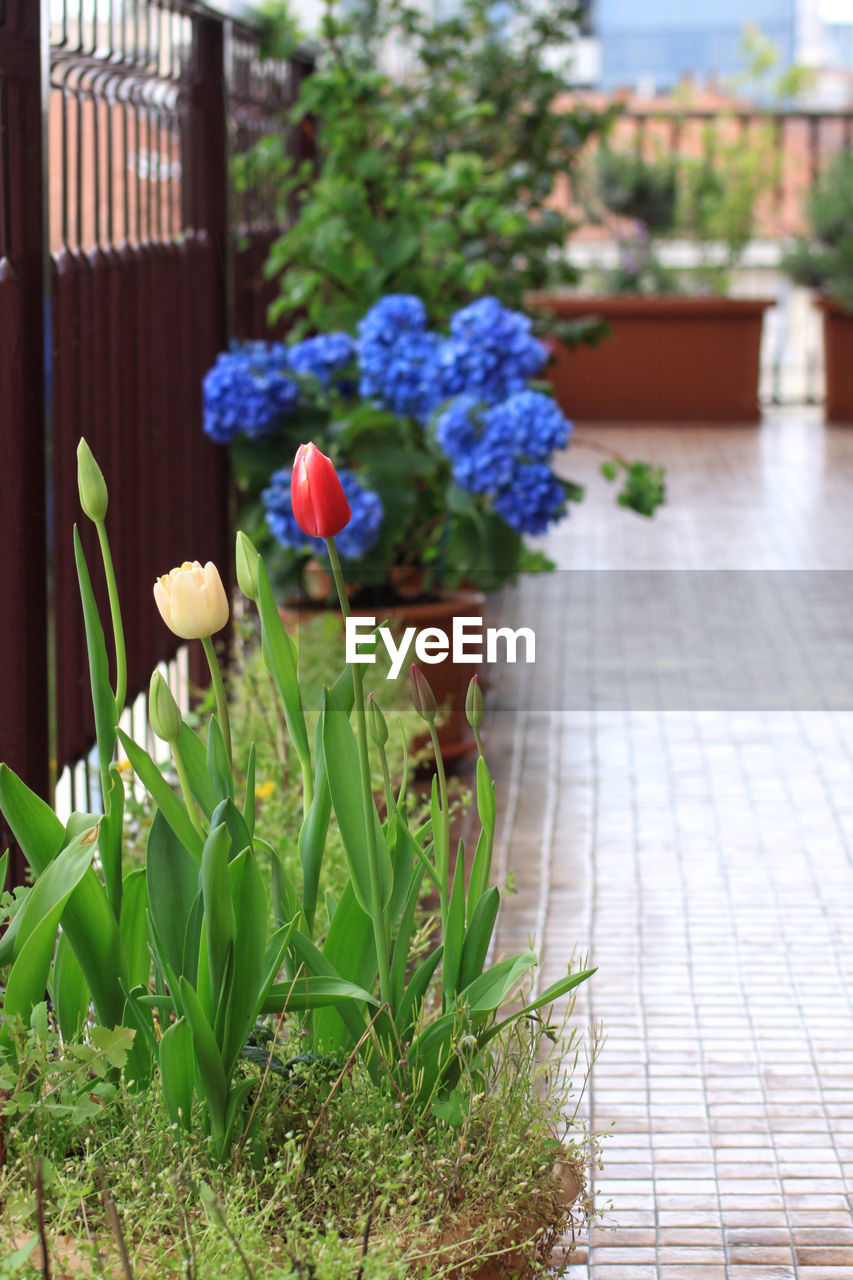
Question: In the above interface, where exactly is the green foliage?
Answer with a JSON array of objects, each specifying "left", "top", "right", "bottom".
[
  {"left": 782, "top": 149, "right": 853, "bottom": 311},
  {"left": 600, "top": 458, "right": 667, "bottom": 518},
  {"left": 0, "top": 1009, "right": 601, "bottom": 1278},
  {"left": 596, "top": 145, "right": 679, "bottom": 233},
  {"left": 244, "top": 0, "right": 612, "bottom": 334},
  {"left": 1, "top": 442, "right": 597, "bottom": 1163}
]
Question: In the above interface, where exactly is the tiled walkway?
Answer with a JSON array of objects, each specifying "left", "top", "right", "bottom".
[{"left": 485, "top": 412, "right": 853, "bottom": 1277}]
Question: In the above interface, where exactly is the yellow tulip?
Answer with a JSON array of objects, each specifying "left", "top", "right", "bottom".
[{"left": 153, "top": 561, "right": 229, "bottom": 640}]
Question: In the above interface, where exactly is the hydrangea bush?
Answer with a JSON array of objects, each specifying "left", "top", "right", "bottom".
[
  {"left": 203, "top": 295, "right": 579, "bottom": 599},
  {"left": 204, "top": 294, "right": 662, "bottom": 600}
]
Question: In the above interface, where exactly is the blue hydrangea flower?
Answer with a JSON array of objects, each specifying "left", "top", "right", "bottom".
[
  {"left": 480, "top": 390, "right": 572, "bottom": 460},
  {"left": 493, "top": 463, "right": 566, "bottom": 535},
  {"left": 203, "top": 341, "right": 299, "bottom": 443},
  {"left": 436, "top": 390, "right": 572, "bottom": 495},
  {"left": 357, "top": 295, "right": 445, "bottom": 421},
  {"left": 287, "top": 332, "right": 358, "bottom": 389},
  {"left": 439, "top": 298, "right": 548, "bottom": 404},
  {"left": 262, "top": 467, "right": 384, "bottom": 561}
]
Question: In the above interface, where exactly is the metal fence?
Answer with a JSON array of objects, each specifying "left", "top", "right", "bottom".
[{"left": 0, "top": 0, "right": 311, "bottom": 887}]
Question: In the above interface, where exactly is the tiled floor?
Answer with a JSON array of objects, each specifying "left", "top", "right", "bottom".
[{"left": 484, "top": 412, "right": 853, "bottom": 1277}]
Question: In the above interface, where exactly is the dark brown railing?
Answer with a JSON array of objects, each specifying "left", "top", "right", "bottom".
[{"left": 0, "top": 0, "right": 311, "bottom": 887}]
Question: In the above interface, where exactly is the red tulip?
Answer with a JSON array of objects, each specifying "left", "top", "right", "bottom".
[{"left": 291, "top": 443, "right": 352, "bottom": 539}]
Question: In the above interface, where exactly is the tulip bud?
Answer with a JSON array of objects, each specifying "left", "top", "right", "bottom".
[
  {"left": 465, "top": 674, "right": 484, "bottom": 729},
  {"left": 77, "top": 437, "right": 108, "bottom": 523},
  {"left": 410, "top": 664, "right": 437, "bottom": 724},
  {"left": 154, "top": 561, "right": 229, "bottom": 640},
  {"left": 291, "top": 443, "right": 352, "bottom": 539},
  {"left": 367, "top": 692, "right": 388, "bottom": 747},
  {"left": 148, "top": 670, "right": 183, "bottom": 744},
  {"left": 235, "top": 531, "right": 260, "bottom": 602}
]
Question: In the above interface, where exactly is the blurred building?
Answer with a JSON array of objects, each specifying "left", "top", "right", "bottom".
[{"left": 589, "top": 0, "right": 853, "bottom": 93}]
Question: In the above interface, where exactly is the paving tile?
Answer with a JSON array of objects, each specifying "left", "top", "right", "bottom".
[{"left": 486, "top": 417, "right": 853, "bottom": 1274}]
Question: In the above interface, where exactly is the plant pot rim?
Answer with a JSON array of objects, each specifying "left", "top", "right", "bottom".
[
  {"left": 814, "top": 293, "right": 853, "bottom": 316},
  {"left": 527, "top": 292, "right": 775, "bottom": 317},
  {"left": 281, "top": 588, "right": 487, "bottom": 623}
]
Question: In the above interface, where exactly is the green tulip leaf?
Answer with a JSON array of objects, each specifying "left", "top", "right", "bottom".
[
  {"left": 146, "top": 811, "right": 201, "bottom": 980},
  {"left": 117, "top": 729, "right": 203, "bottom": 863},
  {"left": 159, "top": 1017, "right": 195, "bottom": 1130},
  {"left": 458, "top": 886, "right": 499, "bottom": 993}
]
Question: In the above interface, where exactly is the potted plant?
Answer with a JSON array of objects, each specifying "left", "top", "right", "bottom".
[
  {"left": 782, "top": 149, "right": 853, "bottom": 423},
  {"left": 0, "top": 441, "right": 601, "bottom": 1275},
  {"left": 204, "top": 294, "right": 578, "bottom": 757},
  {"left": 531, "top": 135, "right": 776, "bottom": 423}
]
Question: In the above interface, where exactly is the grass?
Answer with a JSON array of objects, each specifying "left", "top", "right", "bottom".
[{"left": 0, "top": 1004, "right": 603, "bottom": 1278}]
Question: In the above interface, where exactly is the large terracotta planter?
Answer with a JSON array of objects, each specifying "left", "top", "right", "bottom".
[
  {"left": 280, "top": 590, "right": 485, "bottom": 764},
  {"left": 816, "top": 296, "right": 853, "bottom": 424},
  {"left": 529, "top": 294, "right": 773, "bottom": 423}
]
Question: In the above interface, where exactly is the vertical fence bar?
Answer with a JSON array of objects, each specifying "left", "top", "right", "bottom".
[{"left": 0, "top": 1, "right": 49, "bottom": 890}]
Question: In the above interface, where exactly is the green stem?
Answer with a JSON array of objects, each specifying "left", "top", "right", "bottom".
[
  {"left": 173, "top": 741, "right": 205, "bottom": 840},
  {"left": 473, "top": 725, "right": 485, "bottom": 760},
  {"left": 326, "top": 538, "right": 392, "bottom": 1007},
  {"left": 96, "top": 519, "right": 126, "bottom": 715},
  {"left": 428, "top": 722, "right": 451, "bottom": 932},
  {"left": 202, "top": 635, "right": 232, "bottom": 768}
]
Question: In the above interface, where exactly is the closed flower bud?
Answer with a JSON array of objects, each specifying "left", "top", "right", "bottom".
[
  {"left": 465, "top": 674, "right": 484, "bottom": 729},
  {"left": 291, "top": 442, "right": 352, "bottom": 539},
  {"left": 367, "top": 692, "right": 388, "bottom": 747},
  {"left": 235, "top": 531, "right": 260, "bottom": 602},
  {"left": 410, "top": 664, "right": 437, "bottom": 724},
  {"left": 77, "top": 437, "right": 108, "bottom": 523},
  {"left": 148, "top": 670, "right": 183, "bottom": 744},
  {"left": 154, "top": 561, "right": 229, "bottom": 640}
]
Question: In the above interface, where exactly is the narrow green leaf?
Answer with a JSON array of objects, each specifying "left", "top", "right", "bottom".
[
  {"left": 176, "top": 721, "right": 218, "bottom": 818},
  {"left": 466, "top": 828, "right": 491, "bottom": 925},
  {"left": 98, "top": 765, "right": 125, "bottom": 922},
  {"left": 120, "top": 983, "right": 160, "bottom": 1061},
  {"left": 458, "top": 886, "right": 499, "bottom": 993},
  {"left": 0, "top": 764, "right": 64, "bottom": 876},
  {"left": 159, "top": 1018, "right": 195, "bottom": 1130},
  {"left": 397, "top": 945, "right": 443, "bottom": 1036},
  {"left": 479, "top": 969, "right": 598, "bottom": 1049},
  {"left": 390, "top": 862, "right": 426, "bottom": 1010},
  {"left": 118, "top": 729, "right": 203, "bottom": 863},
  {"left": 52, "top": 931, "right": 90, "bottom": 1041},
  {"left": 261, "top": 839, "right": 300, "bottom": 927},
  {"left": 257, "top": 558, "right": 311, "bottom": 769},
  {"left": 322, "top": 688, "right": 392, "bottom": 915},
  {"left": 221, "top": 848, "right": 267, "bottom": 1077},
  {"left": 210, "top": 798, "right": 253, "bottom": 865},
  {"left": 288, "top": 926, "right": 369, "bottom": 1049},
  {"left": 146, "top": 811, "right": 200, "bottom": 979},
  {"left": 242, "top": 743, "right": 256, "bottom": 836},
  {"left": 309, "top": 882, "right": 378, "bottom": 1052},
  {"left": 200, "top": 823, "right": 236, "bottom": 1009},
  {"left": 206, "top": 715, "right": 233, "bottom": 804},
  {"left": 1, "top": 830, "right": 96, "bottom": 1048},
  {"left": 298, "top": 655, "right": 354, "bottom": 934},
  {"left": 261, "top": 975, "right": 379, "bottom": 1014},
  {"left": 73, "top": 526, "right": 117, "bottom": 788},
  {"left": 441, "top": 846, "right": 466, "bottom": 1004},
  {"left": 0, "top": 770, "right": 126, "bottom": 1027},
  {"left": 460, "top": 950, "right": 537, "bottom": 1014},
  {"left": 119, "top": 868, "right": 150, "bottom": 990},
  {"left": 179, "top": 978, "right": 228, "bottom": 1148}
]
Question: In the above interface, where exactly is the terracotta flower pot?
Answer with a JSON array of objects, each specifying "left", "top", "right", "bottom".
[
  {"left": 279, "top": 589, "right": 486, "bottom": 764},
  {"left": 816, "top": 296, "right": 853, "bottom": 424},
  {"left": 358, "top": 1147, "right": 584, "bottom": 1278},
  {"left": 529, "top": 294, "right": 773, "bottom": 423}
]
